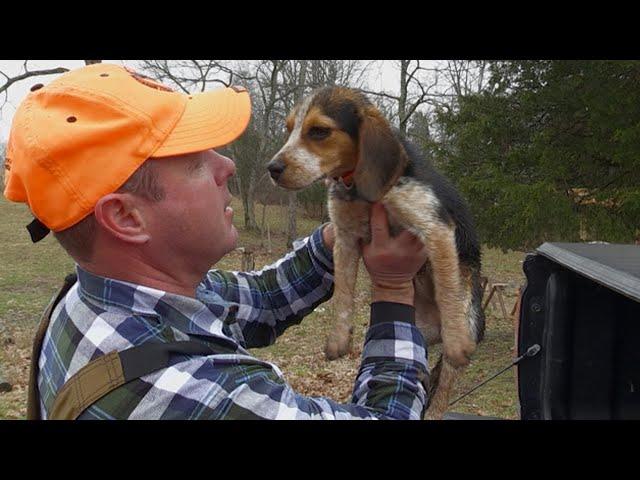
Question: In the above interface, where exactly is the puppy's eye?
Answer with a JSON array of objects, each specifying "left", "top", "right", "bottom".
[{"left": 307, "top": 126, "right": 331, "bottom": 140}]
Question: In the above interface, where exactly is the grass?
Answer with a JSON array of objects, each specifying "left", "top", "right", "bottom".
[{"left": 0, "top": 195, "right": 527, "bottom": 419}]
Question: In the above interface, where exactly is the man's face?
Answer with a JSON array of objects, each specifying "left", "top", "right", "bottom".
[{"left": 143, "top": 149, "right": 238, "bottom": 272}]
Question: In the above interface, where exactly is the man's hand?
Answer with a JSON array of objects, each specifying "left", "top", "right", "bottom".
[{"left": 361, "top": 203, "right": 428, "bottom": 305}]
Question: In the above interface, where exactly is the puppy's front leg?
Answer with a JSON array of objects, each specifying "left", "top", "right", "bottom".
[{"left": 324, "top": 234, "right": 361, "bottom": 360}]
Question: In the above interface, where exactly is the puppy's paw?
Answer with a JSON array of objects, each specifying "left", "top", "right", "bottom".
[
  {"left": 443, "top": 337, "right": 476, "bottom": 369},
  {"left": 324, "top": 325, "right": 353, "bottom": 361}
]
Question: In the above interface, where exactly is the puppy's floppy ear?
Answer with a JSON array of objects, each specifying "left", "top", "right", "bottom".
[{"left": 354, "top": 112, "right": 407, "bottom": 202}]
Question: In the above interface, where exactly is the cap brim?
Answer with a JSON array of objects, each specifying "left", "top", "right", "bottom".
[{"left": 152, "top": 87, "right": 251, "bottom": 157}]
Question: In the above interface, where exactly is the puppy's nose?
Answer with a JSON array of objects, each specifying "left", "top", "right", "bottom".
[{"left": 267, "top": 158, "right": 286, "bottom": 181}]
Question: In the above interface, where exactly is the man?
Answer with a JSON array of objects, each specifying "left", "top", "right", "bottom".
[{"left": 3, "top": 63, "right": 429, "bottom": 419}]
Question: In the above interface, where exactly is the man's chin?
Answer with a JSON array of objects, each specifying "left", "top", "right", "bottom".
[{"left": 206, "top": 228, "right": 239, "bottom": 266}]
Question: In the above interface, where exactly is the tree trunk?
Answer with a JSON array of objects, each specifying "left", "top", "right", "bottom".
[
  {"left": 260, "top": 203, "right": 268, "bottom": 246},
  {"left": 287, "top": 191, "right": 298, "bottom": 247},
  {"left": 245, "top": 171, "right": 258, "bottom": 230},
  {"left": 398, "top": 60, "right": 408, "bottom": 138},
  {"left": 284, "top": 60, "right": 308, "bottom": 246},
  {"left": 242, "top": 185, "right": 258, "bottom": 231}
]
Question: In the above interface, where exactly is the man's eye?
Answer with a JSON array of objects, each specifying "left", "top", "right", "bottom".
[{"left": 307, "top": 126, "right": 331, "bottom": 140}]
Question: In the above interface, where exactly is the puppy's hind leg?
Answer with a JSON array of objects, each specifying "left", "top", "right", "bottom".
[
  {"left": 324, "top": 235, "right": 361, "bottom": 360},
  {"left": 424, "top": 355, "right": 464, "bottom": 419},
  {"left": 383, "top": 187, "right": 476, "bottom": 369},
  {"left": 425, "top": 273, "right": 480, "bottom": 419}
]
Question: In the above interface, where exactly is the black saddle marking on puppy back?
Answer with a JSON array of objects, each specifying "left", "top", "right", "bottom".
[{"left": 399, "top": 136, "right": 482, "bottom": 271}]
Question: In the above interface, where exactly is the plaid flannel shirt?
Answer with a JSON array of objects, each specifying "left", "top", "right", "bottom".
[{"left": 37, "top": 226, "right": 428, "bottom": 419}]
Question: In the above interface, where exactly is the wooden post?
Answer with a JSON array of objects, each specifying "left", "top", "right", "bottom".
[
  {"left": 482, "top": 284, "right": 496, "bottom": 312},
  {"left": 482, "top": 279, "right": 510, "bottom": 323},
  {"left": 494, "top": 284, "right": 509, "bottom": 322},
  {"left": 480, "top": 276, "right": 489, "bottom": 298},
  {"left": 240, "top": 248, "right": 255, "bottom": 272},
  {"left": 260, "top": 203, "right": 267, "bottom": 247}
]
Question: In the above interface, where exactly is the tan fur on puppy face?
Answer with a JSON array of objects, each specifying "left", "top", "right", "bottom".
[
  {"left": 303, "top": 107, "right": 358, "bottom": 174},
  {"left": 271, "top": 90, "right": 361, "bottom": 190}
]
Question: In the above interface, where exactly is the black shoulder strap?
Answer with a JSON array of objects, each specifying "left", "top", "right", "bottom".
[{"left": 118, "top": 340, "right": 216, "bottom": 383}]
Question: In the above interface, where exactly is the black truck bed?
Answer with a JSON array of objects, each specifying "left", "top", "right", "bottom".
[{"left": 518, "top": 242, "right": 640, "bottom": 420}]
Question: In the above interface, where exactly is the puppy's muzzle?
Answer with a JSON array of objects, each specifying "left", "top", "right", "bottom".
[{"left": 267, "top": 157, "right": 286, "bottom": 182}]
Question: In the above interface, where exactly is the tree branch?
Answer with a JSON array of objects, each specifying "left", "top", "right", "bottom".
[
  {"left": 358, "top": 89, "right": 400, "bottom": 102},
  {"left": 0, "top": 67, "right": 69, "bottom": 95}
]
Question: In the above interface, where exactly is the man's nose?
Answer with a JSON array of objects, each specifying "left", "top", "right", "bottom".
[
  {"left": 212, "top": 150, "right": 236, "bottom": 184},
  {"left": 267, "top": 157, "right": 286, "bottom": 181},
  {"left": 223, "top": 155, "right": 236, "bottom": 177},
  {"left": 214, "top": 152, "right": 236, "bottom": 178}
]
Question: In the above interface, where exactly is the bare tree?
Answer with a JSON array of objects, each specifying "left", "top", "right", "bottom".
[
  {"left": 281, "top": 60, "right": 308, "bottom": 246},
  {"left": 0, "top": 141, "right": 6, "bottom": 169},
  {"left": 138, "top": 60, "right": 255, "bottom": 94},
  {"left": 1, "top": 62, "right": 67, "bottom": 114},
  {"left": 136, "top": 60, "right": 264, "bottom": 230},
  {"left": 361, "top": 60, "right": 440, "bottom": 137},
  {"left": 249, "top": 60, "right": 290, "bottom": 230},
  {"left": 231, "top": 60, "right": 294, "bottom": 231},
  {"left": 137, "top": 59, "right": 375, "bottom": 240},
  {"left": 306, "top": 59, "right": 373, "bottom": 90},
  {"left": 358, "top": 60, "right": 490, "bottom": 143},
  {"left": 437, "top": 60, "right": 488, "bottom": 98},
  {"left": 1, "top": 60, "right": 101, "bottom": 115},
  {"left": 424, "top": 60, "right": 490, "bottom": 149}
]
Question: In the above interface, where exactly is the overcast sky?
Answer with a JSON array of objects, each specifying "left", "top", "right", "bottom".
[{"left": 0, "top": 60, "right": 412, "bottom": 142}]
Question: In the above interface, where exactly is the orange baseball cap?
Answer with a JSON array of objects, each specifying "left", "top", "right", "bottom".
[{"left": 3, "top": 63, "right": 251, "bottom": 240}]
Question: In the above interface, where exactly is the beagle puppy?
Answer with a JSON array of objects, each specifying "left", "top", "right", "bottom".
[{"left": 267, "top": 86, "right": 485, "bottom": 419}]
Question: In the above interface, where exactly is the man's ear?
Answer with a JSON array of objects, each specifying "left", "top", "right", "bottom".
[
  {"left": 94, "top": 193, "right": 150, "bottom": 244},
  {"left": 353, "top": 111, "right": 408, "bottom": 202}
]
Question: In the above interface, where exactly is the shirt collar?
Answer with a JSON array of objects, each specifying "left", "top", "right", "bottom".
[{"left": 74, "top": 265, "right": 235, "bottom": 341}]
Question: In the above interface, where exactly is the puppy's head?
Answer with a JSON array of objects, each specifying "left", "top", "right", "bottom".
[{"left": 267, "top": 86, "right": 407, "bottom": 202}]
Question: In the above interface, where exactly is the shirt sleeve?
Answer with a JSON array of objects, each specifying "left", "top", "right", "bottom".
[
  {"left": 208, "top": 305, "right": 428, "bottom": 420},
  {"left": 76, "top": 304, "right": 428, "bottom": 420},
  {"left": 198, "top": 225, "right": 334, "bottom": 349}
]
